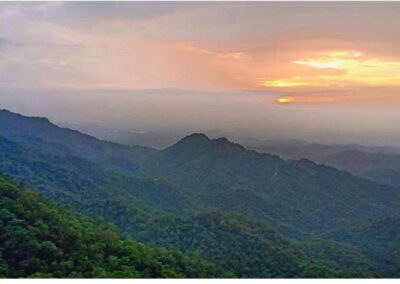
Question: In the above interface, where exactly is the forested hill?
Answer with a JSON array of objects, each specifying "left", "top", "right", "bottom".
[
  {"left": 244, "top": 139, "right": 400, "bottom": 188},
  {"left": 316, "top": 150, "right": 400, "bottom": 188},
  {"left": 0, "top": 172, "right": 228, "bottom": 278},
  {"left": 143, "top": 133, "right": 400, "bottom": 234},
  {"left": 0, "top": 109, "right": 155, "bottom": 171}
]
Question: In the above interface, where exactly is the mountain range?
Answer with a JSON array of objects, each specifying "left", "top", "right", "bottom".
[
  {"left": 246, "top": 139, "right": 400, "bottom": 188},
  {"left": 67, "top": 122, "right": 400, "bottom": 188},
  {"left": 0, "top": 109, "right": 399, "bottom": 277}
]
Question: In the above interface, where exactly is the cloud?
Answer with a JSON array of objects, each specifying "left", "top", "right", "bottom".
[
  {"left": 262, "top": 50, "right": 400, "bottom": 89},
  {"left": 0, "top": 37, "right": 15, "bottom": 48},
  {"left": 0, "top": 2, "right": 400, "bottom": 100},
  {"left": 0, "top": 37, "right": 9, "bottom": 45}
]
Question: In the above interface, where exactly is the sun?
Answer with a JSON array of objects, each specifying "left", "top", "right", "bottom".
[{"left": 275, "top": 97, "right": 293, "bottom": 104}]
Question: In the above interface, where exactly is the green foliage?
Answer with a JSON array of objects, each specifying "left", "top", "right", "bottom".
[
  {"left": 138, "top": 212, "right": 305, "bottom": 277},
  {"left": 137, "top": 212, "right": 378, "bottom": 278},
  {"left": 295, "top": 238, "right": 375, "bottom": 277},
  {"left": 0, "top": 173, "right": 228, "bottom": 278}
]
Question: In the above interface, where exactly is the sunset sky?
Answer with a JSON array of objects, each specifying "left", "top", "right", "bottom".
[{"left": 1, "top": 2, "right": 400, "bottom": 146}]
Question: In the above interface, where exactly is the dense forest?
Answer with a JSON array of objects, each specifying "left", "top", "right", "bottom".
[
  {"left": 0, "top": 172, "right": 229, "bottom": 278},
  {"left": 0, "top": 109, "right": 400, "bottom": 278},
  {"left": 0, "top": 172, "right": 378, "bottom": 278}
]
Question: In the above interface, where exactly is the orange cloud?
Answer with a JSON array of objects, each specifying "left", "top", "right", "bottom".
[
  {"left": 262, "top": 50, "right": 400, "bottom": 88},
  {"left": 263, "top": 78, "right": 309, "bottom": 88}
]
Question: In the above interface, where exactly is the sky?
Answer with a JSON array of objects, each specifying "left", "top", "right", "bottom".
[{"left": 1, "top": 2, "right": 400, "bottom": 146}]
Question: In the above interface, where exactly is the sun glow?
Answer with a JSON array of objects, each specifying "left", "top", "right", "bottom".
[
  {"left": 274, "top": 95, "right": 344, "bottom": 105},
  {"left": 293, "top": 60, "right": 345, "bottom": 69},
  {"left": 262, "top": 78, "right": 309, "bottom": 88},
  {"left": 262, "top": 51, "right": 400, "bottom": 88}
]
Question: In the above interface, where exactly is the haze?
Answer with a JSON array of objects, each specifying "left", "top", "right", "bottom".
[{"left": 1, "top": 2, "right": 400, "bottom": 146}]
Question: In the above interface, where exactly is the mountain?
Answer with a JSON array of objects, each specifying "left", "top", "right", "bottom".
[
  {"left": 0, "top": 172, "right": 228, "bottom": 278},
  {"left": 0, "top": 134, "right": 341, "bottom": 277},
  {"left": 244, "top": 138, "right": 400, "bottom": 187},
  {"left": 142, "top": 133, "right": 400, "bottom": 235},
  {"left": 0, "top": 109, "right": 400, "bottom": 277},
  {"left": 0, "top": 109, "right": 155, "bottom": 172},
  {"left": 317, "top": 150, "right": 400, "bottom": 187},
  {"left": 243, "top": 139, "right": 400, "bottom": 161},
  {"left": 0, "top": 134, "right": 195, "bottom": 235}
]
